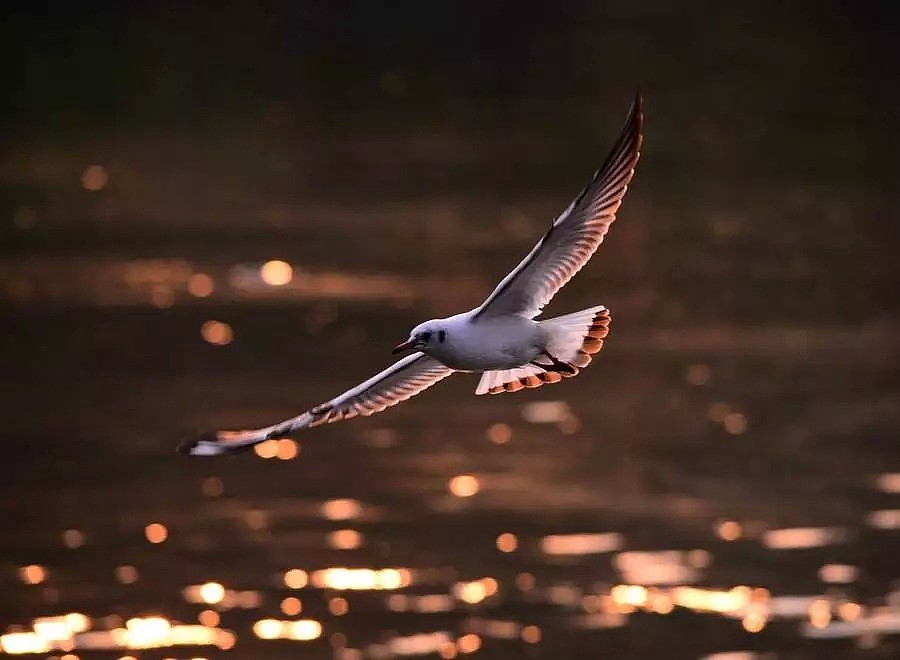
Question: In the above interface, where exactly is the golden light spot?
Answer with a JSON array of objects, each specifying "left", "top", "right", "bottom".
[
  {"left": 723, "top": 412, "right": 748, "bottom": 435},
  {"left": 457, "top": 634, "right": 481, "bottom": 654},
  {"left": 327, "top": 529, "right": 363, "bottom": 550},
  {"left": 286, "top": 619, "right": 322, "bottom": 640},
  {"left": 522, "top": 400, "right": 570, "bottom": 423},
  {"left": 20, "top": 564, "right": 47, "bottom": 584},
  {"left": 114, "top": 565, "right": 139, "bottom": 584},
  {"left": 515, "top": 572, "right": 535, "bottom": 591},
  {"left": 200, "top": 320, "right": 233, "bottom": 346},
  {"left": 716, "top": 519, "right": 742, "bottom": 541},
  {"left": 260, "top": 260, "right": 293, "bottom": 286},
  {"left": 61, "top": 655, "right": 79, "bottom": 660},
  {"left": 521, "top": 625, "right": 541, "bottom": 644},
  {"left": 201, "top": 477, "right": 224, "bottom": 497},
  {"left": 199, "top": 581, "right": 225, "bottom": 604},
  {"left": 276, "top": 438, "right": 299, "bottom": 460},
  {"left": 281, "top": 596, "right": 302, "bottom": 616},
  {"left": 198, "top": 609, "right": 220, "bottom": 627},
  {"left": 284, "top": 569, "right": 309, "bottom": 589},
  {"left": 322, "top": 498, "right": 362, "bottom": 520},
  {"left": 253, "top": 619, "right": 282, "bottom": 640},
  {"left": 541, "top": 532, "right": 623, "bottom": 556},
  {"left": 456, "top": 581, "right": 487, "bottom": 604},
  {"left": 686, "top": 549, "right": 712, "bottom": 568},
  {"left": 244, "top": 509, "right": 268, "bottom": 530},
  {"left": 751, "top": 587, "right": 770, "bottom": 603},
  {"left": 81, "top": 165, "right": 108, "bottom": 191},
  {"left": 0, "top": 632, "right": 51, "bottom": 654},
  {"left": 763, "top": 526, "right": 847, "bottom": 549},
  {"left": 309, "top": 567, "right": 410, "bottom": 591},
  {"left": 838, "top": 601, "right": 862, "bottom": 622},
  {"left": 742, "top": 611, "right": 767, "bottom": 633},
  {"left": 65, "top": 613, "right": 90, "bottom": 633},
  {"left": 482, "top": 577, "right": 498, "bottom": 597},
  {"left": 386, "top": 594, "right": 407, "bottom": 611},
  {"left": 439, "top": 641, "right": 458, "bottom": 659},
  {"left": 611, "top": 584, "right": 648, "bottom": 608},
  {"left": 685, "top": 363, "right": 712, "bottom": 385},
  {"left": 496, "top": 532, "right": 518, "bottom": 553},
  {"left": 818, "top": 563, "right": 859, "bottom": 584},
  {"left": 328, "top": 597, "right": 349, "bottom": 616},
  {"left": 449, "top": 475, "right": 479, "bottom": 498},
  {"left": 62, "top": 529, "right": 86, "bottom": 549},
  {"left": 188, "top": 273, "right": 215, "bottom": 298},
  {"left": 254, "top": 439, "right": 278, "bottom": 459},
  {"left": 808, "top": 598, "right": 831, "bottom": 629},
  {"left": 875, "top": 472, "right": 900, "bottom": 493},
  {"left": 378, "top": 568, "right": 409, "bottom": 589},
  {"left": 123, "top": 616, "right": 172, "bottom": 648},
  {"left": 144, "top": 523, "right": 168, "bottom": 544},
  {"left": 218, "top": 631, "right": 236, "bottom": 650},
  {"left": 651, "top": 592, "right": 675, "bottom": 614},
  {"left": 32, "top": 615, "right": 74, "bottom": 643},
  {"left": 486, "top": 423, "right": 512, "bottom": 444},
  {"left": 867, "top": 509, "right": 900, "bottom": 529}
]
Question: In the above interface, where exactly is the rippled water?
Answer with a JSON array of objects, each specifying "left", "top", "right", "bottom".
[{"left": 3, "top": 244, "right": 898, "bottom": 659}]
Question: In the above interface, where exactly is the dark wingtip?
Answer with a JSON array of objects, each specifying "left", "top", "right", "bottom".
[
  {"left": 177, "top": 430, "right": 218, "bottom": 455},
  {"left": 631, "top": 87, "right": 643, "bottom": 127}
]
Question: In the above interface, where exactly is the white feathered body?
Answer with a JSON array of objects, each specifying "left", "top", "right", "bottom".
[{"left": 425, "top": 312, "right": 546, "bottom": 371}]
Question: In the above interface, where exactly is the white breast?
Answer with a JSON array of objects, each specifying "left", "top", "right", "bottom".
[{"left": 426, "top": 313, "right": 543, "bottom": 371}]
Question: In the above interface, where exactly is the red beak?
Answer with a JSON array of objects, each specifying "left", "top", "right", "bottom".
[{"left": 392, "top": 339, "right": 416, "bottom": 355}]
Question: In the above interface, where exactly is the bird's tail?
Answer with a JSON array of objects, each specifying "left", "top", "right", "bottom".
[
  {"left": 475, "top": 306, "right": 610, "bottom": 395},
  {"left": 541, "top": 305, "right": 611, "bottom": 366}
]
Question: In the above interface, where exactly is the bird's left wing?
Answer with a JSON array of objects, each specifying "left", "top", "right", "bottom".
[
  {"left": 474, "top": 91, "right": 643, "bottom": 320},
  {"left": 180, "top": 353, "right": 454, "bottom": 455}
]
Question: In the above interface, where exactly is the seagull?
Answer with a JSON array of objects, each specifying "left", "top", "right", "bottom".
[{"left": 181, "top": 91, "right": 643, "bottom": 456}]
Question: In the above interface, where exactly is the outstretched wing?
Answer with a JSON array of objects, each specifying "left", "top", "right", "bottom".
[
  {"left": 474, "top": 91, "right": 643, "bottom": 320},
  {"left": 180, "top": 353, "right": 454, "bottom": 455}
]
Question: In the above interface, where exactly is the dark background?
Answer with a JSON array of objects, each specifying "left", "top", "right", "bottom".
[{"left": 2, "top": 2, "right": 899, "bottom": 659}]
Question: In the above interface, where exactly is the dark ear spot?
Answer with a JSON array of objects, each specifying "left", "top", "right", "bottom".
[{"left": 438, "top": 330, "right": 446, "bottom": 343}]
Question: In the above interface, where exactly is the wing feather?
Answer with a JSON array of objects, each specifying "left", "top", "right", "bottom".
[
  {"left": 180, "top": 353, "right": 453, "bottom": 455},
  {"left": 474, "top": 91, "right": 643, "bottom": 319}
]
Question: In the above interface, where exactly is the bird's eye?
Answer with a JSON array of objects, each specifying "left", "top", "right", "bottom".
[
  {"left": 438, "top": 330, "right": 446, "bottom": 343},
  {"left": 421, "top": 332, "right": 431, "bottom": 342}
]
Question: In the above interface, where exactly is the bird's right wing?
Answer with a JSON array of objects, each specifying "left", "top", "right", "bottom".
[
  {"left": 473, "top": 91, "right": 643, "bottom": 320},
  {"left": 180, "top": 353, "right": 454, "bottom": 455}
]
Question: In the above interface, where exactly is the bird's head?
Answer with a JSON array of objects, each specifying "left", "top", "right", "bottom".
[{"left": 392, "top": 319, "right": 448, "bottom": 355}]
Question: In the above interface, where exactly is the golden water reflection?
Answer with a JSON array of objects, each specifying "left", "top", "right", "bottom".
[{"left": 4, "top": 256, "right": 897, "bottom": 659}]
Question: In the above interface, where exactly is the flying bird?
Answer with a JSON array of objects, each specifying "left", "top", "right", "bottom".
[{"left": 181, "top": 92, "right": 643, "bottom": 456}]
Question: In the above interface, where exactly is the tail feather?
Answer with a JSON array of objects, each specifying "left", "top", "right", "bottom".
[
  {"left": 475, "top": 364, "right": 563, "bottom": 395},
  {"left": 543, "top": 305, "right": 611, "bottom": 366},
  {"left": 475, "top": 306, "right": 610, "bottom": 395}
]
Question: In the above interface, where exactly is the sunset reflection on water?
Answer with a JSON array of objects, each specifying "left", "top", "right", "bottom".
[
  {"left": 2, "top": 254, "right": 898, "bottom": 658},
  {"left": 3, "top": 7, "right": 898, "bottom": 650},
  {"left": 3, "top": 265, "right": 898, "bottom": 658}
]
